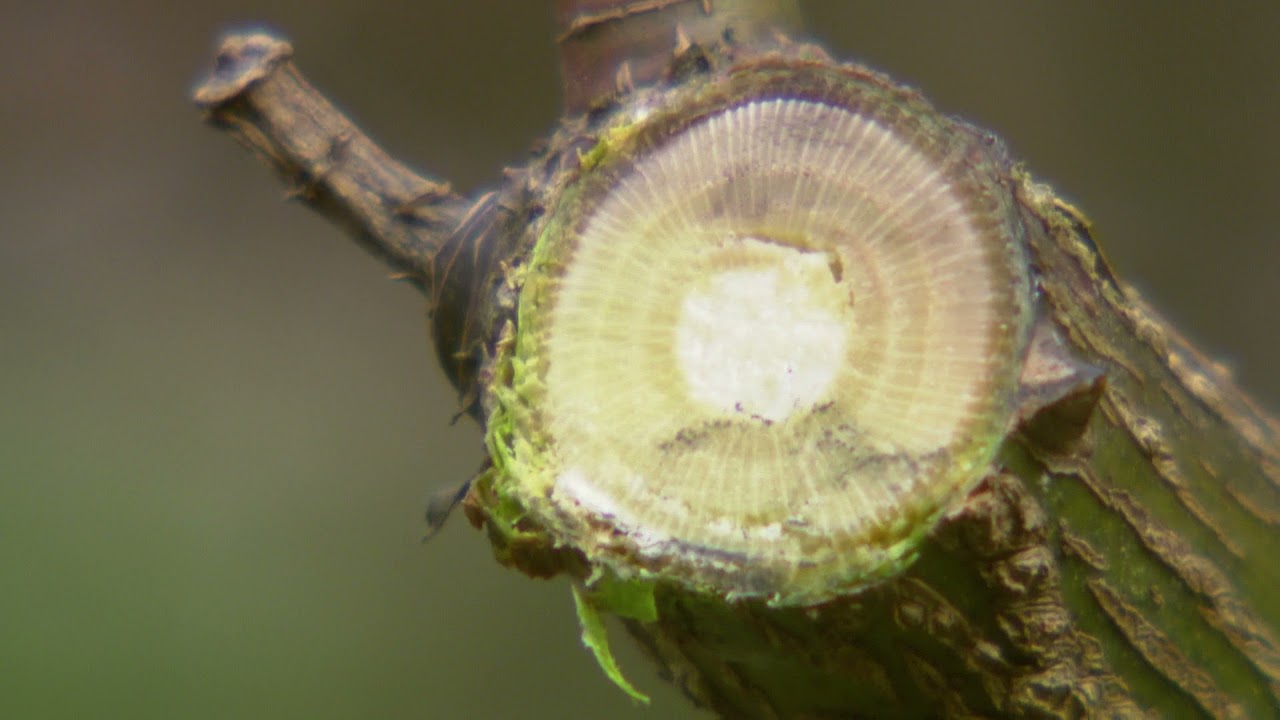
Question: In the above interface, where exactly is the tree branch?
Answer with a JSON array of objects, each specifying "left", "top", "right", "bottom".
[
  {"left": 192, "top": 32, "right": 464, "bottom": 294},
  {"left": 193, "top": 11, "right": 1280, "bottom": 720},
  {"left": 555, "top": 0, "right": 800, "bottom": 112}
]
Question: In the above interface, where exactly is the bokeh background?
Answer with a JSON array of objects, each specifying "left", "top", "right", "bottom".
[{"left": 2, "top": 2, "right": 1277, "bottom": 718}]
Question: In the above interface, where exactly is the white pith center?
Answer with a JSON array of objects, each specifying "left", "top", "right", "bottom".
[{"left": 675, "top": 239, "right": 849, "bottom": 423}]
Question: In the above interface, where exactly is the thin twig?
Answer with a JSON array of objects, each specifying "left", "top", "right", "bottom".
[{"left": 192, "top": 32, "right": 465, "bottom": 293}]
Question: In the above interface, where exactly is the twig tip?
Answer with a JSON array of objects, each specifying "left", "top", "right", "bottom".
[{"left": 192, "top": 30, "right": 294, "bottom": 108}]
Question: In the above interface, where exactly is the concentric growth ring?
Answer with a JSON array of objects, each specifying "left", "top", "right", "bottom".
[{"left": 494, "top": 65, "right": 1033, "bottom": 603}]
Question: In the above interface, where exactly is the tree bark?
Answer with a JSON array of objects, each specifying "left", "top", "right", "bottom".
[{"left": 193, "top": 4, "right": 1279, "bottom": 718}]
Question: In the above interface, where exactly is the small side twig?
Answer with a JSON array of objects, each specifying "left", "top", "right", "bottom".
[
  {"left": 554, "top": 0, "right": 801, "bottom": 112},
  {"left": 192, "top": 32, "right": 464, "bottom": 293}
]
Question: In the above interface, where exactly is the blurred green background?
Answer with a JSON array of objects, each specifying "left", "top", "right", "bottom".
[{"left": 2, "top": 2, "right": 1276, "bottom": 718}]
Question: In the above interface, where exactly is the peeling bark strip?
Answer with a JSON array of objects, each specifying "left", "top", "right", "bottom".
[
  {"left": 1087, "top": 579, "right": 1243, "bottom": 719},
  {"left": 194, "top": 3, "right": 1280, "bottom": 718},
  {"left": 1067, "top": 451, "right": 1280, "bottom": 695},
  {"left": 1022, "top": 184, "right": 1280, "bottom": 716}
]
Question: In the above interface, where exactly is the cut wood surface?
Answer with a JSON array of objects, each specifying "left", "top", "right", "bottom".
[{"left": 194, "top": 3, "right": 1279, "bottom": 717}]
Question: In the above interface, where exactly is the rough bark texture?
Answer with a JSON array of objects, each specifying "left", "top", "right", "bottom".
[
  {"left": 194, "top": 3, "right": 1279, "bottom": 718},
  {"left": 555, "top": 0, "right": 801, "bottom": 113},
  {"left": 192, "top": 33, "right": 466, "bottom": 294}
]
